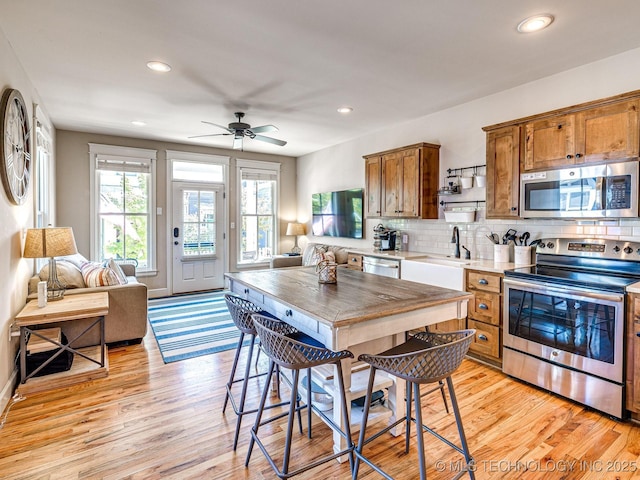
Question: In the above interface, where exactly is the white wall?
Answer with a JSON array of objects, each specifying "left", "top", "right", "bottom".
[
  {"left": 297, "top": 47, "right": 640, "bottom": 259},
  {"left": 0, "top": 28, "right": 53, "bottom": 413}
]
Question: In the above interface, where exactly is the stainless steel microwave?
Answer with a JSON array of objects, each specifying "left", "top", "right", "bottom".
[{"left": 520, "top": 161, "right": 639, "bottom": 218}]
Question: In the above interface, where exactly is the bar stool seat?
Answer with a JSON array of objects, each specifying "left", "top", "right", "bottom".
[
  {"left": 246, "top": 313, "right": 355, "bottom": 479},
  {"left": 353, "top": 329, "right": 476, "bottom": 480},
  {"left": 223, "top": 294, "right": 292, "bottom": 450}
]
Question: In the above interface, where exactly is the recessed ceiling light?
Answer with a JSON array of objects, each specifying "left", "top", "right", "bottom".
[
  {"left": 337, "top": 106, "right": 353, "bottom": 114},
  {"left": 146, "top": 61, "right": 172, "bottom": 72},
  {"left": 517, "top": 14, "right": 554, "bottom": 33},
  {"left": 131, "top": 120, "right": 146, "bottom": 127}
]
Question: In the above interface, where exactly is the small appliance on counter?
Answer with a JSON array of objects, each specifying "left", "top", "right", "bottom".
[{"left": 373, "top": 224, "right": 397, "bottom": 251}]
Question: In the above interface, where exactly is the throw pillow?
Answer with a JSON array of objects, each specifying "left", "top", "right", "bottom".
[
  {"left": 38, "top": 260, "right": 85, "bottom": 289},
  {"left": 304, "top": 245, "right": 327, "bottom": 266},
  {"left": 59, "top": 253, "right": 89, "bottom": 269},
  {"left": 81, "top": 261, "right": 124, "bottom": 287},
  {"left": 106, "top": 258, "right": 129, "bottom": 285},
  {"left": 323, "top": 251, "right": 336, "bottom": 263},
  {"left": 328, "top": 246, "right": 348, "bottom": 264}
]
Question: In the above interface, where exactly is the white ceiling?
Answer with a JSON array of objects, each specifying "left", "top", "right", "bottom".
[{"left": 2, "top": 1, "right": 640, "bottom": 157}]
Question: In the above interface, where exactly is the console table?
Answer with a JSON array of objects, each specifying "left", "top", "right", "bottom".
[
  {"left": 15, "top": 291, "right": 110, "bottom": 395},
  {"left": 225, "top": 267, "right": 471, "bottom": 455}
]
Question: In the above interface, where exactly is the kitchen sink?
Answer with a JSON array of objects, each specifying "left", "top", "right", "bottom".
[
  {"left": 419, "top": 256, "right": 471, "bottom": 267},
  {"left": 401, "top": 256, "right": 467, "bottom": 291}
]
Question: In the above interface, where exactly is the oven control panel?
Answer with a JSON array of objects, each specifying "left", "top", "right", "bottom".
[
  {"left": 536, "top": 237, "right": 640, "bottom": 260},
  {"left": 567, "top": 242, "right": 606, "bottom": 253}
]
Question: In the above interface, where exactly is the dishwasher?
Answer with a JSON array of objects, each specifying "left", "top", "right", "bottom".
[{"left": 362, "top": 255, "right": 401, "bottom": 278}]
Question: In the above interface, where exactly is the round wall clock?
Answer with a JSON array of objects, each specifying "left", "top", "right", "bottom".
[{"left": 0, "top": 88, "right": 32, "bottom": 205}]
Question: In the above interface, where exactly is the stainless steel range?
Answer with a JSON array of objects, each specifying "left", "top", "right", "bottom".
[{"left": 503, "top": 237, "right": 640, "bottom": 418}]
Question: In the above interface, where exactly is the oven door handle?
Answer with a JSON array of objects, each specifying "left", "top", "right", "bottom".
[
  {"left": 503, "top": 278, "right": 624, "bottom": 303},
  {"left": 594, "top": 176, "right": 604, "bottom": 211}
]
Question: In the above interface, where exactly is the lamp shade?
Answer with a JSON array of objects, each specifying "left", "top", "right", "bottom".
[
  {"left": 23, "top": 227, "right": 78, "bottom": 259},
  {"left": 285, "top": 222, "right": 306, "bottom": 236}
]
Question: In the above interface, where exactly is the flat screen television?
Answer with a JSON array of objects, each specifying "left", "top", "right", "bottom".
[{"left": 311, "top": 188, "right": 363, "bottom": 239}]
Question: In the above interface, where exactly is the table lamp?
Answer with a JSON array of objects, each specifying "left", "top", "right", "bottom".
[
  {"left": 23, "top": 227, "right": 78, "bottom": 300},
  {"left": 285, "top": 222, "right": 306, "bottom": 254}
]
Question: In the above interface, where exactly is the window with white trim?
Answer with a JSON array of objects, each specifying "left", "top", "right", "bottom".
[
  {"left": 237, "top": 159, "right": 280, "bottom": 265},
  {"left": 89, "top": 144, "right": 156, "bottom": 273},
  {"left": 34, "top": 106, "right": 53, "bottom": 229}
]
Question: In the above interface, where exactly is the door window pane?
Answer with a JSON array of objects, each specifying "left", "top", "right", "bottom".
[{"left": 181, "top": 189, "right": 217, "bottom": 257}]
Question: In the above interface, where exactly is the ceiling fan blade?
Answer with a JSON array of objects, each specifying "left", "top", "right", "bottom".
[
  {"left": 248, "top": 124, "right": 278, "bottom": 134},
  {"left": 188, "top": 133, "right": 232, "bottom": 139},
  {"left": 233, "top": 136, "right": 243, "bottom": 150},
  {"left": 201, "top": 120, "right": 233, "bottom": 133},
  {"left": 253, "top": 134, "right": 287, "bottom": 146}
]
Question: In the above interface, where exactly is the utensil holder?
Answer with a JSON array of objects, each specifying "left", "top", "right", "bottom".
[
  {"left": 460, "top": 176, "right": 473, "bottom": 189},
  {"left": 494, "top": 244, "right": 510, "bottom": 263},
  {"left": 474, "top": 175, "right": 486, "bottom": 188},
  {"left": 514, "top": 246, "right": 533, "bottom": 265}
]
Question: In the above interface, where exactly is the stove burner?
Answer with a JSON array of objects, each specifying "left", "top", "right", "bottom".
[{"left": 505, "top": 237, "right": 640, "bottom": 293}]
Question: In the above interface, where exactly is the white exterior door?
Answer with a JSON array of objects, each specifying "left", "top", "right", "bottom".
[{"left": 172, "top": 182, "right": 225, "bottom": 293}]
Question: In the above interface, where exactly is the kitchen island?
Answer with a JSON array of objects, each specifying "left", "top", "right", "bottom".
[{"left": 225, "top": 266, "right": 472, "bottom": 455}]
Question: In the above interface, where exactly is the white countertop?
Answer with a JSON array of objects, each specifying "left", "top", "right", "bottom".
[
  {"left": 348, "top": 249, "right": 532, "bottom": 273},
  {"left": 347, "top": 249, "right": 428, "bottom": 260},
  {"left": 627, "top": 281, "right": 640, "bottom": 294}
]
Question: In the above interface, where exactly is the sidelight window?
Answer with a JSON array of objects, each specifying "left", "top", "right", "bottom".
[
  {"left": 237, "top": 159, "right": 280, "bottom": 265},
  {"left": 89, "top": 144, "right": 156, "bottom": 273}
]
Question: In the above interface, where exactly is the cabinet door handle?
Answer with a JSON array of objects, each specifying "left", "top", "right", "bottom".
[
  {"left": 566, "top": 154, "right": 573, "bottom": 159},
  {"left": 636, "top": 332, "right": 640, "bottom": 337},
  {"left": 478, "top": 279, "right": 488, "bottom": 285},
  {"left": 575, "top": 153, "right": 582, "bottom": 158},
  {"left": 478, "top": 303, "right": 489, "bottom": 310},
  {"left": 478, "top": 334, "right": 488, "bottom": 341}
]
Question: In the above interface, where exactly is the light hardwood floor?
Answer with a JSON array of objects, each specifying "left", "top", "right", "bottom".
[{"left": 2, "top": 331, "right": 640, "bottom": 479}]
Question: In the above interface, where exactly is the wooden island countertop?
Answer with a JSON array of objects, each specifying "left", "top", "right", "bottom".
[
  {"left": 225, "top": 266, "right": 472, "bottom": 327},
  {"left": 225, "top": 266, "right": 472, "bottom": 454}
]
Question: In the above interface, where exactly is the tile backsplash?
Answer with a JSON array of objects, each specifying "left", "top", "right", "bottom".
[{"left": 375, "top": 209, "right": 640, "bottom": 261}]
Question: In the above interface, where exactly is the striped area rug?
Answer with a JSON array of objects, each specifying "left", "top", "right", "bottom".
[{"left": 148, "top": 290, "right": 246, "bottom": 363}]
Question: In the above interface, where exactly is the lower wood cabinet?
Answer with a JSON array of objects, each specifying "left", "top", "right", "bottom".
[
  {"left": 429, "top": 318, "right": 466, "bottom": 334},
  {"left": 626, "top": 293, "right": 640, "bottom": 416},
  {"left": 465, "top": 269, "right": 503, "bottom": 367},
  {"left": 346, "top": 253, "right": 363, "bottom": 271}
]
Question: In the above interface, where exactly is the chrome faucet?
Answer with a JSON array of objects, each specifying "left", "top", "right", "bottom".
[{"left": 451, "top": 226, "right": 460, "bottom": 258}]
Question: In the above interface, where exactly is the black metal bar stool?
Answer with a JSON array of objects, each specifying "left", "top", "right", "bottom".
[
  {"left": 353, "top": 329, "right": 476, "bottom": 480},
  {"left": 246, "top": 313, "right": 355, "bottom": 479},
  {"left": 223, "top": 293, "right": 292, "bottom": 450}
]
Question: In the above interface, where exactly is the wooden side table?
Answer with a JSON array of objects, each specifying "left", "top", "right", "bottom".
[{"left": 15, "top": 291, "right": 110, "bottom": 395}]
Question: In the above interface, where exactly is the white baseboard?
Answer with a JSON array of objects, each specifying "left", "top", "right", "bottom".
[
  {"left": 0, "top": 367, "right": 18, "bottom": 418},
  {"left": 148, "top": 287, "right": 170, "bottom": 299}
]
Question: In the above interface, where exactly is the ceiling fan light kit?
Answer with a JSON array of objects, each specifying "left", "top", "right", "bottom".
[{"left": 189, "top": 111, "right": 286, "bottom": 150}]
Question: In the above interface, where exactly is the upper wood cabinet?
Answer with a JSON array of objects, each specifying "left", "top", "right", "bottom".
[
  {"left": 485, "top": 125, "right": 520, "bottom": 218},
  {"left": 484, "top": 90, "right": 640, "bottom": 219},
  {"left": 524, "top": 98, "right": 640, "bottom": 171},
  {"left": 524, "top": 115, "right": 574, "bottom": 171},
  {"left": 364, "top": 143, "right": 440, "bottom": 219},
  {"left": 365, "top": 156, "right": 383, "bottom": 217},
  {"left": 577, "top": 99, "right": 639, "bottom": 164}
]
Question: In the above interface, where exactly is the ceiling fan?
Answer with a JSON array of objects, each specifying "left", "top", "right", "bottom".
[{"left": 189, "top": 112, "right": 287, "bottom": 149}]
